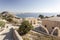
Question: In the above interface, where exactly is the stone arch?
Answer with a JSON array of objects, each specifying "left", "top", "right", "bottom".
[
  {"left": 51, "top": 27, "right": 59, "bottom": 36},
  {"left": 39, "top": 25, "right": 49, "bottom": 34}
]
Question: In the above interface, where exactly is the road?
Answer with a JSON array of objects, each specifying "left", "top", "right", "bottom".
[{"left": 0, "top": 27, "right": 14, "bottom": 40}]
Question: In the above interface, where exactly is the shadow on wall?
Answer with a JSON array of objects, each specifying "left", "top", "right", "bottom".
[
  {"left": 33, "top": 26, "right": 49, "bottom": 35},
  {"left": 51, "top": 27, "right": 59, "bottom": 36},
  {"left": 33, "top": 26, "right": 60, "bottom": 36}
]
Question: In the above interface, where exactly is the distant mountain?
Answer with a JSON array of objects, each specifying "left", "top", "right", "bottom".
[{"left": 16, "top": 13, "right": 57, "bottom": 18}]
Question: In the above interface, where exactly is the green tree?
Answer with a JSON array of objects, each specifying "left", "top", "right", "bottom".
[
  {"left": 18, "top": 20, "right": 33, "bottom": 36},
  {"left": 39, "top": 14, "right": 44, "bottom": 19},
  {"left": 51, "top": 15, "right": 54, "bottom": 17},
  {"left": 45, "top": 16, "right": 49, "bottom": 18},
  {"left": 57, "top": 15, "right": 60, "bottom": 17}
]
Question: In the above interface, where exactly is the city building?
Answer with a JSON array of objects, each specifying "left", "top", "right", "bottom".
[{"left": 24, "top": 17, "right": 42, "bottom": 27}]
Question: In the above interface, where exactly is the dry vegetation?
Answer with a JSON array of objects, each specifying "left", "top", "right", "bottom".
[{"left": 22, "top": 30, "right": 60, "bottom": 40}]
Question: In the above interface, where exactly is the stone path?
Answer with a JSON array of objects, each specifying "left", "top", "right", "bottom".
[{"left": 0, "top": 28, "right": 14, "bottom": 40}]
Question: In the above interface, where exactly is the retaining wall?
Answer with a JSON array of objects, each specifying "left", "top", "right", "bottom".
[{"left": 13, "top": 29, "right": 23, "bottom": 40}]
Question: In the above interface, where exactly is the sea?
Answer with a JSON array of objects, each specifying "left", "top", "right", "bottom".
[{"left": 16, "top": 13, "right": 58, "bottom": 18}]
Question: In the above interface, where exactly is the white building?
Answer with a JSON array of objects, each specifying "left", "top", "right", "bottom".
[{"left": 24, "top": 17, "right": 42, "bottom": 27}]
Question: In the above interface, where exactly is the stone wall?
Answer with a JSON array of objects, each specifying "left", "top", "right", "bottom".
[
  {"left": 13, "top": 29, "right": 23, "bottom": 40},
  {"left": 42, "top": 20, "right": 60, "bottom": 33}
]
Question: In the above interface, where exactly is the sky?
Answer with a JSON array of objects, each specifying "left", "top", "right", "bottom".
[{"left": 0, "top": 0, "right": 60, "bottom": 13}]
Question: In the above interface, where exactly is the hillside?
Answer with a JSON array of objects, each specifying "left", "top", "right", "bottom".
[
  {"left": 0, "top": 11, "right": 22, "bottom": 25},
  {"left": 0, "top": 11, "right": 15, "bottom": 18}
]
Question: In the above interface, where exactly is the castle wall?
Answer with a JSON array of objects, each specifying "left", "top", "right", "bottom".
[{"left": 42, "top": 20, "right": 60, "bottom": 33}]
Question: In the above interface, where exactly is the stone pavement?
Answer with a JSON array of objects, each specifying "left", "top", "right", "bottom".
[{"left": 0, "top": 28, "right": 14, "bottom": 40}]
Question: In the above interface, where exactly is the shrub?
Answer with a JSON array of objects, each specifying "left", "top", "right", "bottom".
[
  {"left": 0, "top": 21, "right": 5, "bottom": 28},
  {"left": 39, "top": 14, "right": 44, "bottom": 19},
  {"left": 18, "top": 20, "right": 33, "bottom": 36}
]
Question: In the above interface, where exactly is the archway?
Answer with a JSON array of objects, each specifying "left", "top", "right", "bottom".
[
  {"left": 51, "top": 27, "right": 59, "bottom": 36},
  {"left": 40, "top": 25, "right": 49, "bottom": 34},
  {"left": 33, "top": 25, "right": 49, "bottom": 34}
]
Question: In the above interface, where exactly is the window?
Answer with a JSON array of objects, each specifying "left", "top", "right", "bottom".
[
  {"left": 45, "top": 25, "right": 47, "bottom": 27},
  {"left": 52, "top": 27, "right": 54, "bottom": 29},
  {"left": 34, "top": 20, "right": 36, "bottom": 24}
]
